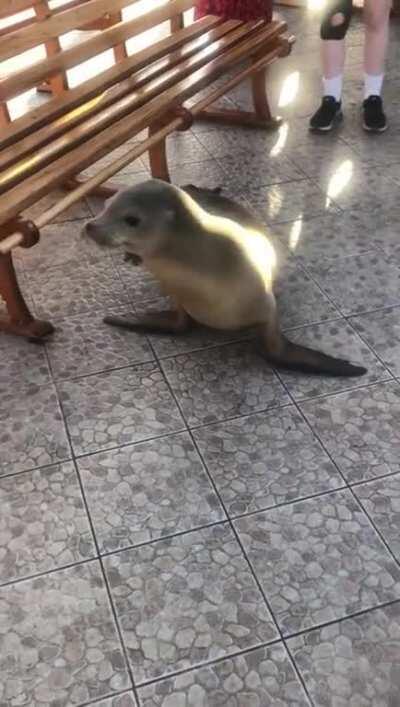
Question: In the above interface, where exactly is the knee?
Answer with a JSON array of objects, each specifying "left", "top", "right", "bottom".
[{"left": 321, "top": 8, "right": 352, "bottom": 41}]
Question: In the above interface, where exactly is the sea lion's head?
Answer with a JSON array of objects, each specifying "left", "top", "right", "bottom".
[{"left": 84, "top": 179, "right": 186, "bottom": 259}]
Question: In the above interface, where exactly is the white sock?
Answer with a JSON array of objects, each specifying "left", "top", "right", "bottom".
[
  {"left": 364, "top": 73, "right": 384, "bottom": 99},
  {"left": 323, "top": 75, "right": 343, "bottom": 102}
]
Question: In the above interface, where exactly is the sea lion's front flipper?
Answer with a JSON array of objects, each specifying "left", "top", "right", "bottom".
[{"left": 104, "top": 308, "right": 192, "bottom": 335}]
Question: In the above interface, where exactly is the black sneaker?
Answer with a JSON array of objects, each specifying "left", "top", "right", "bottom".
[
  {"left": 309, "top": 96, "right": 343, "bottom": 132},
  {"left": 363, "top": 95, "right": 387, "bottom": 133}
]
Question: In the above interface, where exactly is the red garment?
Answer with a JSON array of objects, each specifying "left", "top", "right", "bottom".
[{"left": 195, "top": 0, "right": 273, "bottom": 22}]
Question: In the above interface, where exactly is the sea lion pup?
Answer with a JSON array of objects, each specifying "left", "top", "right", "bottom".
[{"left": 85, "top": 179, "right": 366, "bottom": 377}]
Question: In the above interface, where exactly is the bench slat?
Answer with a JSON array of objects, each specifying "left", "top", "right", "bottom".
[
  {"left": 0, "top": 0, "right": 143, "bottom": 61},
  {"left": 0, "top": 0, "right": 196, "bottom": 101},
  {"left": 0, "top": 1, "right": 38, "bottom": 18},
  {"left": 0, "top": 19, "right": 233, "bottom": 169},
  {"left": 0, "top": 19, "right": 285, "bottom": 225},
  {"left": 0, "top": 15, "right": 221, "bottom": 149},
  {"left": 0, "top": 20, "right": 258, "bottom": 188}
]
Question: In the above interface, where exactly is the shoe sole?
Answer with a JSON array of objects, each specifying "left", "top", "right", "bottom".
[
  {"left": 309, "top": 111, "right": 343, "bottom": 133},
  {"left": 363, "top": 122, "right": 388, "bottom": 133}
]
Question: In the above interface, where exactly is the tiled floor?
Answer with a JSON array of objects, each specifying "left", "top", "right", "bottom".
[{"left": 2, "top": 6, "right": 400, "bottom": 707}]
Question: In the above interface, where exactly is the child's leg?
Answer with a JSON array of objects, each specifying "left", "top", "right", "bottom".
[
  {"left": 363, "top": 0, "right": 391, "bottom": 97},
  {"left": 310, "top": 1, "right": 353, "bottom": 131},
  {"left": 362, "top": 0, "right": 391, "bottom": 132}
]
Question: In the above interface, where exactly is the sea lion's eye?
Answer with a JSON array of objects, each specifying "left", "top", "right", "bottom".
[{"left": 125, "top": 215, "right": 140, "bottom": 227}]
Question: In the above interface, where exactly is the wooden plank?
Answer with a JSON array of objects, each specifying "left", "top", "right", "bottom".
[
  {"left": 1, "top": 40, "right": 285, "bottom": 235},
  {"left": 0, "top": 1, "right": 36, "bottom": 18},
  {"left": 0, "top": 20, "right": 286, "bottom": 224},
  {"left": 0, "top": 20, "right": 256, "bottom": 188},
  {"left": 0, "top": 15, "right": 221, "bottom": 145},
  {"left": 0, "top": 0, "right": 196, "bottom": 100},
  {"left": 0, "top": 1, "right": 93, "bottom": 38},
  {"left": 34, "top": 1, "right": 67, "bottom": 96},
  {"left": 0, "top": 19, "right": 233, "bottom": 170},
  {"left": 0, "top": 0, "right": 143, "bottom": 61}
]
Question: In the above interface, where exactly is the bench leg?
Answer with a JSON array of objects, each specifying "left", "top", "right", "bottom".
[
  {"left": 0, "top": 252, "right": 54, "bottom": 340},
  {"left": 196, "top": 66, "right": 281, "bottom": 131},
  {"left": 148, "top": 123, "right": 171, "bottom": 182}
]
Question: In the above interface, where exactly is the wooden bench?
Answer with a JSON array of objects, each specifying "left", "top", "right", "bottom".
[
  {"left": 0, "top": 0, "right": 127, "bottom": 125},
  {"left": 0, "top": 0, "right": 294, "bottom": 340}
]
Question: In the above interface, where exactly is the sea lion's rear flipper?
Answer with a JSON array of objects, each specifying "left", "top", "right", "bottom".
[
  {"left": 104, "top": 309, "right": 192, "bottom": 335},
  {"left": 260, "top": 326, "right": 367, "bottom": 377}
]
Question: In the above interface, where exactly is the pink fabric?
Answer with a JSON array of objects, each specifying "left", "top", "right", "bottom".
[{"left": 195, "top": 0, "right": 273, "bottom": 22}]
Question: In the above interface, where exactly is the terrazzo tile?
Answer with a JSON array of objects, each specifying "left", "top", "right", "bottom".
[
  {"left": 0, "top": 462, "right": 95, "bottom": 585},
  {"left": 217, "top": 152, "right": 305, "bottom": 191},
  {"left": 193, "top": 406, "right": 342, "bottom": 517},
  {"left": 353, "top": 474, "right": 400, "bottom": 563},
  {"left": 247, "top": 180, "right": 340, "bottom": 226},
  {"left": 275, "top": 263, "right": 339, "bottom": 329},
  {"left": 23, "top": 189, "right": 91, "bottom": 224},
  {"left": 88, "top": 692, "right": 137, "bottom": 707},
  {"left": 310, "top": 251, "right": 400, "bottom": 317},
  {"left": 0, "top": 562, "right": 130, "bottom": 706},
  {"left": 169, "top": 159, "right": 227, "bottom": 192},
  {"left": 59, "top": 363, "right": 185, "bottom": 456},
  {"left": 195, "top": 127, "right": 277, "bottom": 160},
  {"left": 161, "top": 342, "right": 290, "bottom": 427},
  {"left": 235, "top": 489, "right": 400, "bottom": 635},
  {"left": 300, "top": 380, "right": 400, "bottom": 484},
  {"left": 0, "top": 334, "right": 51, "bottom": 392},
  {"left": 78, "top": 432, "right": 224, "bottom": 553},
  {"left": 316, "top": 163, "right": 399, "bottom": 214},
  {"left": 350, "top": 306, "right": 400, "bottom": 377},
  {"left": 138, "top": 644, "right": 311, "bottom": 706},
  {"left": 104, "top": 524, "right": 278, "bottom": 683},
  {"left": 285, "top": 140, "right": 357, "bottom": 181},
  {"left": 288, "top": 602, "right": 400, "bottom": 707},
  {"left": 81, "top": 144, "right": 148, "bottom": 177},
  {"left": 341, "top": 130, "right": 400, "bottom": 167},
  {"left": 139, "top": 132, "right": 211, "bottom": 169},
  {"left": 272, "top": 210, "right": 387, "bottom": 267},
  {"left": 0, "top": 382, "right": 70, "bottom": 477},
  {"left": 17, "top": 221, "right": 108, "bottom": 275},
  {"left": 29, "top": 259, "right": 130, "bottom": 320},
  {"left": 46, "top": 309, "right": 154, "bottom": 380},
  {"left": 278, "top": 319, "right": 390, "bottom": 401}
]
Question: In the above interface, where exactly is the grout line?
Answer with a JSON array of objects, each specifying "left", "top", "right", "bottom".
[
  {"left": 147, "top": 338, "right": 316, "bottom": 707},
  {"left": 0, "top": 556, "right": 98, "bottom": 591},
  {"left": 283, "top": 597, "right": 400, "bottom": 642},
  {"left": 80, "top": 689, "right": 136, "bottom": 707},
  {"left": 134, "top": 637, "right": 283, "bottom": 689},
  {"left": 279, "top": 370, "right": 400, "bottom": 572},
  {"left": 56, "top": 392, "right": 141, "bottom": 705}
]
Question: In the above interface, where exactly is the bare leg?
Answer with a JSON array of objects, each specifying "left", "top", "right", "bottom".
[
  {"left": 363, "top": 0, "right": 391, "bottom": 77},
  {"left": 104, "top": 307, "right": 193, "bottom": 335},
  {"left": 321, "top": 38, "right": 346, "bottom": 80}
]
